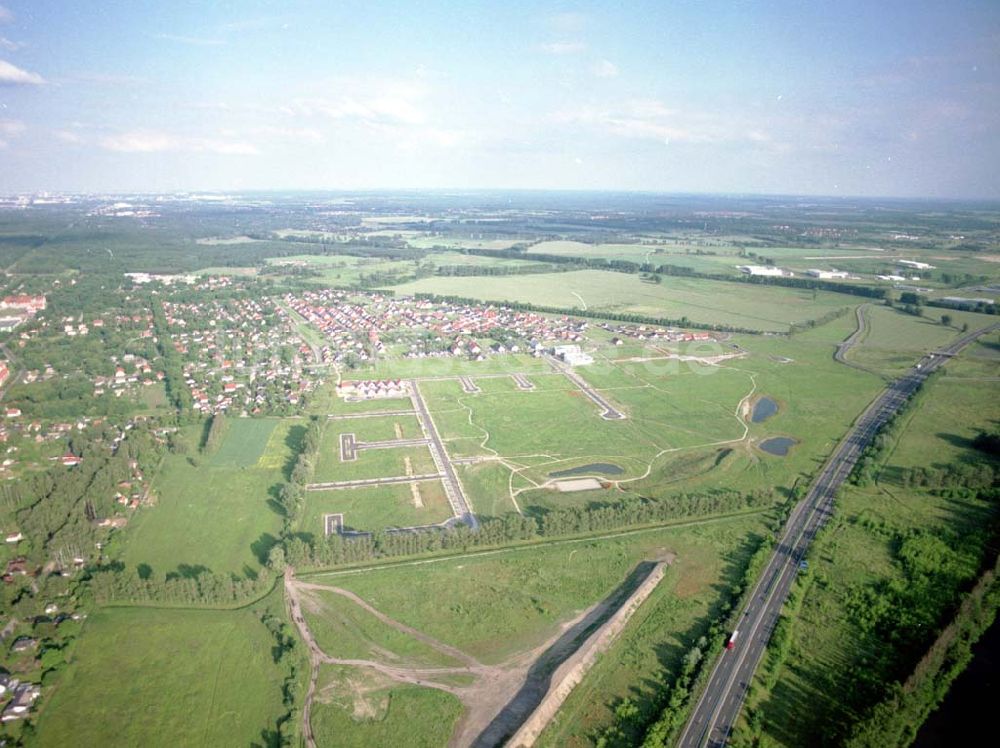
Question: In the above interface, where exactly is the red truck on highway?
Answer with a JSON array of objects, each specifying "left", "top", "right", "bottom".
[{"left": 727, "top": 630, "right": 739, "bottom": 650}]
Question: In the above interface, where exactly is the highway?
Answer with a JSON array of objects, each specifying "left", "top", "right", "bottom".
[{"left": 678, "top": 322, "right": 999, "bottom": 748}]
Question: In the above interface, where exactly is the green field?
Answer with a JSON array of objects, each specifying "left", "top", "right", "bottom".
[
  {"left": 738, "top": 357, "right": 1000, "bottom": 745},
  {"left": 307, "top": 513, "right": 769, "bottom": 666},
  {"left": 122, "top": 419, "right": 297, "bottom": 577},
  {"left": 846, "top": 304, "right": 996, "bottom": 375},
  {"left": 300, "top": 587, "right": 463, "bottom": 667},
  {"left": 387, "top": 270, "right": 852, "bottom": 332},
  {"left": 34, "top": 602, "right": 293, "bottom": 747},
  {"left": 313, "top": 442, "right": 437, "bottom": 484},
  {"left": 297, "top": 512, "right": 770, "bottom": 746},
  {"left": 300, "top": 481, "right": 453, "bottom": 535},
  {"left": 311, "top": 666, "right": 464, "bottom": 748}
]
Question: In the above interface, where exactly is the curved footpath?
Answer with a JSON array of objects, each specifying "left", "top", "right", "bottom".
[{"left": 678, "top": 321, "right": 1000, "bottom": 748}]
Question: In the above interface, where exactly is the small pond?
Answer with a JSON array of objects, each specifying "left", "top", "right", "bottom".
[
  {"left": 752, "top": 397, "right": 779, "bottom": 423},
  {"left": 759, "top": 437, "right": 797, "bottom": 456},
  {"left": 550, "top": 462, "right": 625, "bottom": 478}
]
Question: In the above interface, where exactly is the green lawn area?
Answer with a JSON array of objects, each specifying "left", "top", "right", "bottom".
[
  {"left": 738, "top": 354, "right": 1000, "bottom": 746},
  {"left": 313, "top": 443, "right": 437, "bottom": 484},
  {"left": 459, "top": 461, "right": 522, "bottom": 518},
  {"left": 311, "top": 666, "right": 463, "bottom": 748},
  {"left": 386, "top": 270, "right": 852, "bottom": 332},
  {"left": 122, "top": 419, "right": 296, "bottom": 578},
  {"left": 34, "top": 603, "right": 291, "bottom": 747},
  {"left": 299, "top": 481, "right": 453, "bottom": 536},
  {"left": 299, "top": 587, "right": 463, "bottom": 667}
]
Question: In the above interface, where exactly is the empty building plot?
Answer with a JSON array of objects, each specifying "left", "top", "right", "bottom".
[{"left": 305, "top": 481, "right": 454, "bottom": 535}]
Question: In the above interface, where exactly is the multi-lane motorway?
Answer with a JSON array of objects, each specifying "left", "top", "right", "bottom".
[{"left": 678, "top": 322, "right": 999, "bottom": 748}]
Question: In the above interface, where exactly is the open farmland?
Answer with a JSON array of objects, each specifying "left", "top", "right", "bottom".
[{"left": 388, "top": 270, "right": 852, "bottom": 331}]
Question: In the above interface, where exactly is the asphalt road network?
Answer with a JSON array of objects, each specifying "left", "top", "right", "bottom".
[{"left": 678, "top": 322, "right": 999, "bottom": 748}]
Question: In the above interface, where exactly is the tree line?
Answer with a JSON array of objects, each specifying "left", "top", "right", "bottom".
[{"left": 284, "top": 489, "right": 777, "bottom": 570}]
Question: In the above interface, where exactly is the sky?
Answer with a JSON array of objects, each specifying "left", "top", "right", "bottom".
[{"left": 0, "top": 0, "right": 998, "bottom": 198}]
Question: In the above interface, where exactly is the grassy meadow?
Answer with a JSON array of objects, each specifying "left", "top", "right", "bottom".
[
  {"left": 122, "top": 418, "right": 298, "bottom": 578},
  {"left": 34, "top": 599, "right": 295, "bottom": 747},
  {"left": 310, "top": 665, "right": 464, "bottom": 748}
]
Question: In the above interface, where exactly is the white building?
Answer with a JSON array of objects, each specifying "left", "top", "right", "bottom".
[
  {"left": 876, "top": 274, "right": 906, "bottom": 282},
  {"left": 553, "top": 344, "right": 594, "bottom": 366},
  {"left": 897, "top": 260, "right": 935, "bottom": 270},
  {"left": 806, "top": 269, "right": 850, "bottom": 279},
  {"left": 737, "top": 265, "right": 791, "bottom": 277}
]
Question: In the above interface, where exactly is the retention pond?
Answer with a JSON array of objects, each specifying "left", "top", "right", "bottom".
[
  {"left": 759, "top": 437, "right": 797, "bottom": 456},
  {"left": 752, "top": 396, "right": 779, "bottom": 423}
]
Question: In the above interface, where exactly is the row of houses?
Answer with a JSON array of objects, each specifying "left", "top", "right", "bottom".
[
  {"left": 286, "top": 290, "right": 593, "bottom": 362},
  {"left": 336, "top": 379, "right": 411, "bottom": 400}
]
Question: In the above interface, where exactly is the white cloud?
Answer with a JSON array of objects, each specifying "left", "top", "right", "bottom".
[
  {"left": 101, "top": 130, "right": 259, "bottom": 155},
  {"left": 0, "top": 5, "right": 12, "bottom": 24},
  {"left": 553, "top": 100, "right": 764, "bottom": 146},
  {"left": 0, "top": 117, "right": 24, "bottom": 147},
  {"left": 156, "top": 33, "right": 226, "bottom": 47},
  {"left": 0, "top": 36, "right": 24, "bottom": 51},
  {"left": 0, "top": 59, "right": 44, "bottom": 85},
  {"left": 593, "top": 59, "right": 619, "bottom": 78},
  {"left": 294, "top": 79, "right": 430, "bottom": 126},
  {"left": 253, "top": 126, "right": 325, "bottom": 144},
  {"left": 54, "top": 130, "right": 84, "bottom": 144},
  {"left": 540, "top": 41, "right": 586, "bottom": 55}
]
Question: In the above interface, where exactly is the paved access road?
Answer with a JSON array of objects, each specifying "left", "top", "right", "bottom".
[
  {"left": 408, "top": 380, "right": 479, "bottom": 529},
  {"left": 544, "top": 354, "right": 626, "bottom": 420},
  {"left": 678, "top": 322, "right": 999, "bottom": 748}
]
